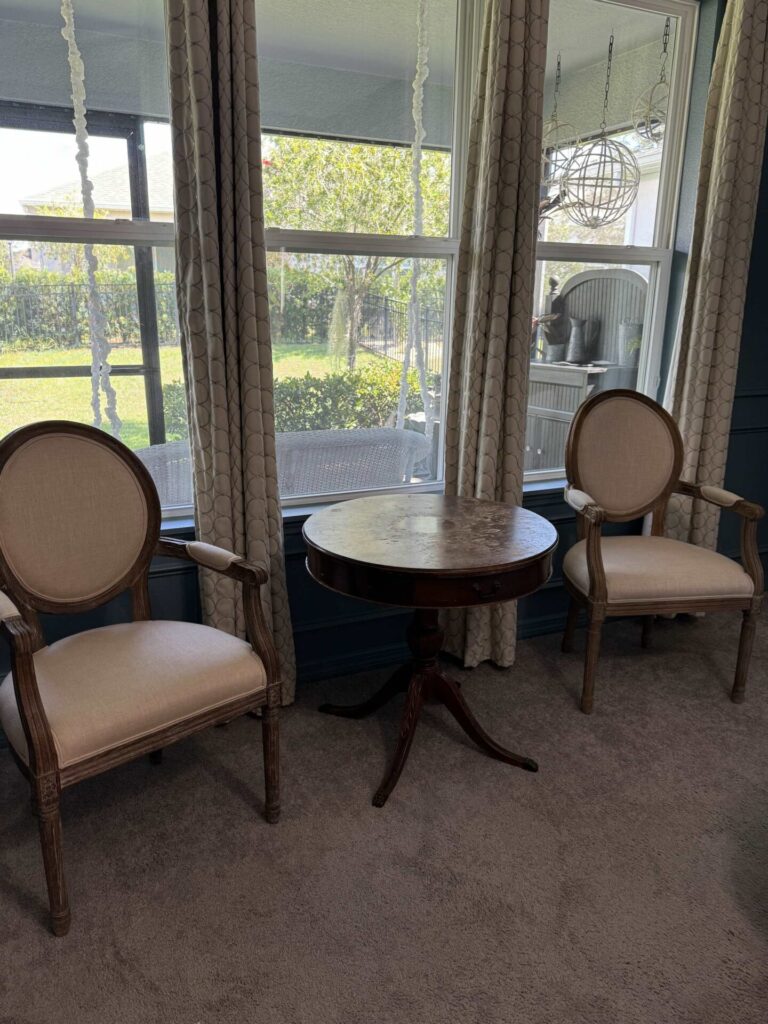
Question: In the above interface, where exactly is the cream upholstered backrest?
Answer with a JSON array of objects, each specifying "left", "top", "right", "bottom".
[
  {"left": 566, "top": 390, "right": 683, "bottom": 519},
  {"left": 0, "top": 422, "right": 161, "bottom": 610}
]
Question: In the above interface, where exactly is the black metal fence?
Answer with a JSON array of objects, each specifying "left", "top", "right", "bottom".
[
  {"left": 358, "top": 294, "right": 444, "bottom": 375},
  {"left": 0, "top": 280, "right": 180, "bottom": 348},
  {"left": 0, "top": 280, "right": 444, "bottom": 371}
]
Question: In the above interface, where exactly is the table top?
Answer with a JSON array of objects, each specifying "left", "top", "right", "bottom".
[{"left": 303, "top": 494, "right": 557, "bottom": 577}]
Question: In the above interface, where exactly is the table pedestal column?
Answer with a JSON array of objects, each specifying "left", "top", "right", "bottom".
[{"left": 319, "top": 608, "right": 538, "bottom": 807}]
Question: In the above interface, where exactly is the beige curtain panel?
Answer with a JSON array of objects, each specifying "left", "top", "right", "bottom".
[
  {"left": 666, "top": 0, "right": 768, "bottom": 550},
  {"left": 443, "top": 0, "right": 549, "bottom": 667},
  {"left": 165, "top": 0, "right": 296, "bottom": 701}
]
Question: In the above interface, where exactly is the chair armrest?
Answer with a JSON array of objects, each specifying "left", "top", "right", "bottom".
[
  {"left": 1, "top": 589, "right": 20, "bottom": 622},
  {"left": 0, "top": 591, "right": 38, "bottom": 655},
  {"left": 676, "top": 480, "right": 764, "bottom": 520},
  {"left": 0, "top": 590, "right": 58, "bottom": 771},
  {"left": 676, "top": 481, "right": 764, "bottom": 597},
  {"left": 156, "top": 540, "right": 281, "bottom": 694},
  {"left": 156, "top": 538, "right": 269, "bottom": 585},
  {"left": 564, "top": 486, "right": 606, "bottom": 524},
  {"left": 564, "top": 490, "right": 607, "bottom": 603}
]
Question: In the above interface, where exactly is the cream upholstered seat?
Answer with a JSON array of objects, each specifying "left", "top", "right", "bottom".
[
  {"left": 563, "top": 536, "right": 755, "bottom": 605},
  {"left": 0, "top": 620, "right": 266, "bottom": 769},
  {"left": 0, "top": 421, "right": 281, "bottom": 937},
  {"left": 560, "top": 390, "right": 764, "bottom": 715}
]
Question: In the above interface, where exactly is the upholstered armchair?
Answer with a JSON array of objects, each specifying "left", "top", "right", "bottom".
[
  {"left": 0, "top": 422, "right": 281, "bottom": 935},
  {"left": 560, "top": 390, "right": 764, "bottom": 714}
]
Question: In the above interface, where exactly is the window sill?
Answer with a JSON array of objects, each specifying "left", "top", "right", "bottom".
[
  {"left": 281, "top": 477, "right": 569, "bottom": 524},
  {"left": 162, "top": 479, "right": 570, "bottom": 533},
  {"left": 160, "top": 515, "right": 196, "bottom": 537}
]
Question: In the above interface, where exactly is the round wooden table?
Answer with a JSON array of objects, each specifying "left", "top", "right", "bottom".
[{"left": 303, "top": 494, "right": 558, "bottom": 806}]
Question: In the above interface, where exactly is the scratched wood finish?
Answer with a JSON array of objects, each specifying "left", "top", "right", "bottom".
[
  {"left": 0, "top": 422, "right": 282, "bottom": 936},
  {"left": 562, "top": 389, "right": 765, "bottom": 714},
  {"left": 304, "top": 494, "right": 558, "bottom": 610},
  {"left": 304, "top": 494, "right": 557, "bottom": 806},
  {"left": 304, "top": 494, "right": 558, "bottom": 576}
]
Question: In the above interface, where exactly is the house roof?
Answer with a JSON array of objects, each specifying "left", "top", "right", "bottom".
[{"left": 22, "top": 149, "right": 174, "bottom": 215}]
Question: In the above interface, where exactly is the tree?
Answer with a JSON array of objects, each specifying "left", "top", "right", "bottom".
[{"left": 263, "top": 135, "right": 450, "bottom": 368}]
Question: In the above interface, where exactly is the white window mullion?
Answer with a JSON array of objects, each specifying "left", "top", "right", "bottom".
[
  {"left": 0, "top": 213, "right": 174, "bottom": 248},
  {"left": 536, "top": 240, "right": 671, "bottom": 265},
  {"left": 265, "top": 228, "right": 459, "bottom": 259}
]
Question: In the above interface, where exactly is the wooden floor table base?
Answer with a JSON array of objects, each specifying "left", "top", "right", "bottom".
[{"left": 319, "top": 609, "right": 538, "bottom": 807}]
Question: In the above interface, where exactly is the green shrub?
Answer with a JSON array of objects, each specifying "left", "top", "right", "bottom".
[
  {"left": 158, "top": 363, "right": 440, "bottom": 438},
  {"left": 162, "top": 380, "right": 189, "bottom": 440},
  {"left": 273, "top": 362, "right": 438, "bottom": 432}
]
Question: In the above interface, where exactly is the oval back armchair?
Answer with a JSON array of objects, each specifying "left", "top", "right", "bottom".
[
  {"left": 560, "top": 390, "right": 764, "bottom": 714},
  {"left": 0, "top": 421, "right": 281, "bottom": 935}
]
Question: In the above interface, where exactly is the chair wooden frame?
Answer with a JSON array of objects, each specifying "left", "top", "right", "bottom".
[
  {"left": 0, "top": 421, "right": 281, "bottom": 936},
  {"left": 561, "top": 390, "right": 764, "bottom": 714}
]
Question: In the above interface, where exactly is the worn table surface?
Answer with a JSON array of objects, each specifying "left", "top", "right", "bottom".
[{"left": 302, "top": 494, "right": 558, "bottom": 576}]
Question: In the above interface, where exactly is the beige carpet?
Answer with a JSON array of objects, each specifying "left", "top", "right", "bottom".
[{"left": 1, "top": 613, "right": 767, "bottom": 1024}]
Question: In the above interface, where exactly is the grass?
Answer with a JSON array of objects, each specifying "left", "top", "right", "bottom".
[{"left": 0, "top": 342, "right": 381, "bottom": 449}]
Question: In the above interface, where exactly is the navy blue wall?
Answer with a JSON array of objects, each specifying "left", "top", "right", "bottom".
[{"left": 719, "top": 129, "right": 768, "bottom": 565}]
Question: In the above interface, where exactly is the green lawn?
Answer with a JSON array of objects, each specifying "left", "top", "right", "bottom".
[{"left": 0, "top": 342, "right": 380, "bottom": 449}]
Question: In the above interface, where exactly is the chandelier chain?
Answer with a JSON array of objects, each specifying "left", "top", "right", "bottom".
[
  {"left": 601, "top": 34, "right": 614, "bottom": 134},
  {"left": 659, "top": 17, "right": 671, "bottom": 84},
  {"left": 552, "top": 51, "right": 562, "bottom": 121}
]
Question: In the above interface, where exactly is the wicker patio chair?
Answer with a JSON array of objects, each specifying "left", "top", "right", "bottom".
[{"left": 136, "top": 428, "right": 432, "bottom": 506}]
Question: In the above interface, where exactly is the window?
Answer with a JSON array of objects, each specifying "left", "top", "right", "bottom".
[
  {"left": 0, "top": 0, "right": 699, "bottom": 510},
  {"left": 530, "top": 0, "right": 698, "bottom": 480},
  {"left": 0, "top": 2, "right": 186, "bottom": 511},
  {"left": 257, "top": 0, "right": 463, "bottom": 502},
  {"left": 257, "top": 0, "right": 697, "bottom": 500}
]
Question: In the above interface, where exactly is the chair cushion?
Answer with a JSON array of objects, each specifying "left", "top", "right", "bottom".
[
  {"left": 0, "top": 620, "right": 266, "bottom": 769},
  {"left": 562, "top": 536, "right": 754, "bottom": 606}
]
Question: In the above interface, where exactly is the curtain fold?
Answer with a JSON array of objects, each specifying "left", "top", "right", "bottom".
[
  {"left": 443, "top": 0, "right": 549, "bottom": 668},
  {"left": 665, "top": 0, "right": 768, "bottom": 549},
  {"left": 165, "top": 0, "right": 296, "bottom": 701}
]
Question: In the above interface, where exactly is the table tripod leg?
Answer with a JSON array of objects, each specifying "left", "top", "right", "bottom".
[
  {"left": 372, "top": 674, "right": 426, "bottom": 808},
  {"left": 319, "top": 664, "right": 411, "bottom": 719},
  {"left": 434, "top": 672, "right": 538, "bottom": 772}
]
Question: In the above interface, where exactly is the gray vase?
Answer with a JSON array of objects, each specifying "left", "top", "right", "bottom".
[
  {"left": 545, "top": 343, "right": 567, "bottom": 363},
  {"left": 566, "top": 318, "right": 598, "bottom": 364}
]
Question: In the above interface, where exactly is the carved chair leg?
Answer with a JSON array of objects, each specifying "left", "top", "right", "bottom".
[
  {"left": 641, "top": 616, "right": 654, "bottom": 649},
  {"left": 262, "top": 705, "right": 280, "bottom": 824},
  {"left": 732, "top": 610, "right": 757, "bottom": 704},
  {"left": 35, "top": 777, "right": 70, "bottom": 936},
  {"left": 562, "top": 598, "right": 579, "bottom": 653},
  {"left": 581, "top": 613, "right": 604, "bottom": 715}
]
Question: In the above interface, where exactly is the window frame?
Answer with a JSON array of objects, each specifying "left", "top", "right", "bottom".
[
  {"left": 259, "top": 0, "right": 478, "bottom": 506},
  {"left": 0, "top": 100, "right": 174, "bottom": 451},
  {"left": 530, "top": 0, "right": 699, "bottom": 482}
]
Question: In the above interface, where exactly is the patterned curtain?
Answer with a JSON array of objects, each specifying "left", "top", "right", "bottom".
[
  {"left": 665, "top": 0, "right": 768, "bottom": 549},
  {"left": 165, "top": 0, "right": 296, "bottom": 700},
  {"left": 443, "top": 0, "right": 549, "bottom": 667}
]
